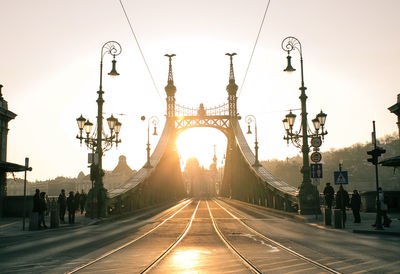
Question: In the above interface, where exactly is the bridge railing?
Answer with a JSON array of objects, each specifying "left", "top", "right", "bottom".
[
  {"left": 232, "top": 119, "right": 298, "bottom": 206},
  {"left": 108, "top": 120, "right": 173, "bottom": 199}
]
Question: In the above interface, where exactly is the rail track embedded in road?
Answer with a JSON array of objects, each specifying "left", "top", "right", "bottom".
[
  {"left": 214, "top": 199, "right": 341, "bottom": 274},
  {"left": 206, "top": 200, "right": 263, "bottom": 274},
  {"left": 68, "top": 199, "right": 194, "bottom": 273},
  {"left": 140, "top": 200, "right": 200, "bottom": 273}
]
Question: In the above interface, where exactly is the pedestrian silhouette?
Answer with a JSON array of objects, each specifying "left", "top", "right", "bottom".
[
  {"left": 57, "top": 189, "right": 67, "bottom": 224},
  {"left": 67, "top": 191, "right": 75, "bottom": 224},
  {"left": 350, "top": 189, "right": 361, "bottom": 223},
  {"left": 74, "top": 191, "right": 81, "bottom": 213},
  {"left": 378, "top": 187, "right": 392, "bottom": 227},
  {"left": 336, "top": 185, "right": 350, "bottom": 225},
  {"left": 79, "top": 189, "right": 87, "bottom": 215},
  {"left": 38, "top": 192, "right": 48, "bottom": 229},
  {"left": 323, "top": 182, "right": 334, "bottom": 209},
  {"left": 32, "top": 188, "right": 40, "bottom": 227}
]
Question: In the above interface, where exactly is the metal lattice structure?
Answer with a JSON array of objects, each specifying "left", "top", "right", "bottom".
[{"left": 175, "top": 103, "right": 231, "bottom": 136}]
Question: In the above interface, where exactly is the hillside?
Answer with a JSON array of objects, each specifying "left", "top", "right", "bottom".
[{"left": 262, "top": 133, "right": 400, "bottom": 192}]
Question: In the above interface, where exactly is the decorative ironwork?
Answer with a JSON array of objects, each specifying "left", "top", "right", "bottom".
[
  {"left": 281, "top": 36, "right": 302, "bottom": 56},
  {"left": 175, "top": 116, "right": 231, "bottom": 136},
  {"left": 174, "top": 103, "right": 231, "bottom": 136},
  {"left": 282, "top": 109, "right": 328, "bottom": 149},
  {"left": 175, "top": 103, "right": 229, "bottom": 117}
]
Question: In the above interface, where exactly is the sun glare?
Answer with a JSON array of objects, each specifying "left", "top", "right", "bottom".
[
  {"left": 172, "top": 249, "right": 211, "bottom": 271},
  {"left": 177, "top": 128, "right": 227, "bottom": 170}
]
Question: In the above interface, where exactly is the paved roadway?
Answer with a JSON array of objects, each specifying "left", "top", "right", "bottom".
[{"left": 0, "top": 199, "right": 399, "bottom": 273}]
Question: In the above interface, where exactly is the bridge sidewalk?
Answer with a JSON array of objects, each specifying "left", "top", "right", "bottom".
[
  {"left": 0, "top": 199, "right": 188, "bottom": 238},
  {"left": 296, "top": 209, "right": 400, "bottom": 236},
  {"left": 221, "top": 198, "right": 400, "bottom": 236},
  {"left": 0, "top": 212, "right": 100, "bottom": 238}
]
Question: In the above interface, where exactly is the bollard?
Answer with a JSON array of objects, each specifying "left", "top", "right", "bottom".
[
  {"left": 324, "top": 208, "right": 332, "bottom": 226},
  {"left": 29, "top": 212, "right": 39, "bottom": 230},
  {"left": 50, "top": 210, "right": 59, "bottom": 228},
  {"left": 334, "top": 209, "right": 343, "bottom": 229}
]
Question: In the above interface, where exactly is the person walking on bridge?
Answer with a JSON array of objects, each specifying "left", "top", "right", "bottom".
[
  {"left": 32, "top": 189, "right": 41, "bottom": 228},
  {"left": 350, "top": 189, "right": 361, "bottom": 223},
  {"left": 57, "top": 189, "right": 67, "bottom": 224},
  {"left": 323, "top": 182, "right": 334, "bottom": 209},
  {"left": 38, "top": 192, "right": 48, "bottom": 229},
  {"left": 67, "top": 191, "right": 75, "bottom": 224},
  {"left": 79, "top": 190, "right": 87, "bottom": 215},
  {"left": 336, "top": 185, "right": 350, "bottom": 226}
]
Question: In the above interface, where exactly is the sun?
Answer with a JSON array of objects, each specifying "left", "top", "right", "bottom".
[{"left": 177, "top": 128, "right": 227, "bottom": 170}]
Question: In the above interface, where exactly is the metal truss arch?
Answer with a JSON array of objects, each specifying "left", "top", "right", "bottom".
[{"left": 175, "top": 116, "right": 231, "bottom": 138}]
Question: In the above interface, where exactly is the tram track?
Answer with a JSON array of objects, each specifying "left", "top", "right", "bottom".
[
  {"left": 140, "top": 200, "right": 200, "bottom": 273},
  {"left": 68, "top": 198, "right": 342, "bottom": 273},
  {"left": 68, "top": 199, "right": 195, "bottom": 273},
  {"left": 206, "top": 200, "right": 262, "bottom": 274},
  {"left": 213, "top": 199, "right": 341, "bottom": 274}
]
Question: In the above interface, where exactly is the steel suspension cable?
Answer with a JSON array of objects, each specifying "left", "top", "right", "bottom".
[
  {"left": 118, "top": 0, "right": 165, "bottom": 105},
  {"left": 238, "top": 0, "right": 271, "bottom": 98}
]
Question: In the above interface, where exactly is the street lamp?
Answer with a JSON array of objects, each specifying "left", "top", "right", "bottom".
[
  {"left": 75, "top": 41, "right": 122, "bottom": 218},
  {"left": 245, "top": 115, "right": 261, "bottom": 167},
  {"left": 141, "top": 116, "right": 159, "bottom": 168},
  {"left": 281, "top": 36, "right": 328, "bottom": 215}
]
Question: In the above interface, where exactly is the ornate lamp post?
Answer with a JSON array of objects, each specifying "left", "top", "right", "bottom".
[
  {"left": 245, "top": 115, "right": 261, "bottom": 167},
  {"left": 76, "top": 41, "right": 122, "bottom": 218},
  {"left": 141, "top": 116, "right": 159, "bottom": 168},
  {"left": 281, "top": 36, "right": 328, "bottom": 215}
]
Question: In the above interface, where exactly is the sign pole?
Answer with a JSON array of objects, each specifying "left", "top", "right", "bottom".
[
  {"left": 22, "top": 157, "right": 29, "bottom": 231},
  {"left": 339, "top": 162, "right": 345, "bottom": 228},
  {"left": 372, "top": 121, "right": 383, "bottom": 230}
]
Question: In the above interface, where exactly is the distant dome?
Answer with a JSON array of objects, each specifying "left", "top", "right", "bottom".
[
  {"left": 112, "top": 155, "right": 134, "bottom": 175},
  {"left": 77, "top": 171, "right": 85, "bottom": 179}
]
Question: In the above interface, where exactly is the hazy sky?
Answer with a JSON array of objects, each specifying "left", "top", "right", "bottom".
[{"left": 1, "top": 0, "right": 399, "bottom": 181}]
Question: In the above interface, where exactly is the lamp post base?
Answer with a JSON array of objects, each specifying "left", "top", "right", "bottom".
[
  {"left": 87, "top": 185, "right": 108, "bottom": 218},
  {"left": 297, "top": 186, "right": 321, "bottom": 215}
]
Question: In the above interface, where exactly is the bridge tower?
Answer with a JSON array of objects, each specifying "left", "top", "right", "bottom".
[
  {"left": 165, "top": 54, "right": 176, "bottom": 120},
  {"left": 225, "top": 53, "right": 238, "bottom": 118}
]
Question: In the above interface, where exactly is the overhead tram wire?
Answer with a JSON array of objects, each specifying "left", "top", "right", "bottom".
[
  {"left": 118, "top": 0, "right": 165, "bottom": 106},
  {"left": 238, "top": 0, "right": 271, "bottom": 98}
]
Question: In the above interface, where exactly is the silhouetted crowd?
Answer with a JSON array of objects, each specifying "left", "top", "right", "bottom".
[
  {"left": 32, "top": 188, "right": 87, "bottom": 228},
  {"left": 32, "top": 189, "right": 48, "bottom": 229},
  {"left": 323, "top": 183, "right": 392, "bottom": 227},
  {"left": 58, "top": 189, "right": 87, "bottom": 224}
]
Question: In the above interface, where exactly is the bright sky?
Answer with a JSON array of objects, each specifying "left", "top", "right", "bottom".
[{"left": 1, "top": 0, "right": 399, "bottom": 181}]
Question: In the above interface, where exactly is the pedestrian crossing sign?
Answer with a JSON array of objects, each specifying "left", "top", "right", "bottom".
[{"left": 334, "top": 171, "right": 348, "bottom": 185}]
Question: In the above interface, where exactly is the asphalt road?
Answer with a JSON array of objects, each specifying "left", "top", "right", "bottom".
[{"left": 0, "top": 199, "right": 399, "bottom": 273}]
